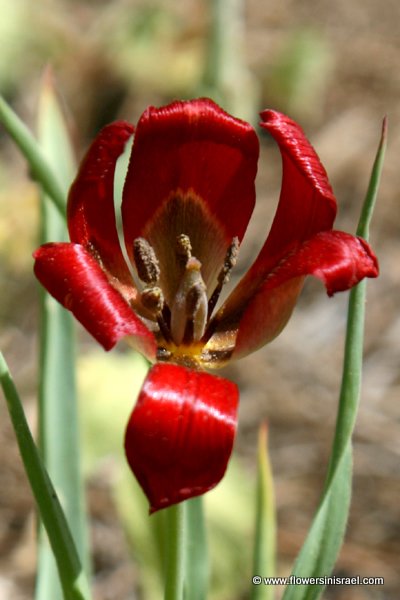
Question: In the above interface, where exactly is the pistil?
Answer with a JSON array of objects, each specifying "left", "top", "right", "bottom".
[
  {"left": 133, "top": 233, "right": 239, "bottom": 351},
  {"left": 170, "top": 257, "right": 208, "bottom": 345}
]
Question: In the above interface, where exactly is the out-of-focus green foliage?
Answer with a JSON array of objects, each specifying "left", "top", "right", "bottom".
[
  {"left": 104, "top": 4, "right": 202, "bottom": 95},
  {"left": 77, "top": 350, "right": 148, "bottom": 474},
  {"left": 0, "top": 0, "right": 31, "bottom": 93},
  {"left": 263, "top": 30, "right": 333, "bottom": 121}
]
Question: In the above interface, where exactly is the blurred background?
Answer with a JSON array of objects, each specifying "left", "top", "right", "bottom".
[{"left": 0, "top": 0, "right": 399, "bottom": 598}]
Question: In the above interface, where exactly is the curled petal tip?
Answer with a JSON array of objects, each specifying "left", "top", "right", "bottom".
[
  {"left": 317, "top": 233, "right": 379, "bottom": 297},
  {"left": 124, "top": 363, "right": 239, "bottom": 512},
  {"left": 362, "top": 238, "right": 379, "bottom": 276},
  {"left": 33, "top": 242, "right": 156, "bottom": 358}
]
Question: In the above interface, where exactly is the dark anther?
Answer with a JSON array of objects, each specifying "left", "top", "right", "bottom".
[
  {"left": 207, "top": 237, "right": 240, "bottom": 318},
  {"left": 141, "top": 286, "right": 164, "bottom": 314},
  {"left": 219, "top": 236, "right": 240, "bottom": 286},
  {"left": 133, "top": 237, "right": 160, "bottom": 284},
  {"left": 141, "top": 286, "right": 171, "bottom": 342}
]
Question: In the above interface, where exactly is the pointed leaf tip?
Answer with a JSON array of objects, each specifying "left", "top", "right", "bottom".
[{"left": 381, "top": 115, "right": 388, "bottom": 143}]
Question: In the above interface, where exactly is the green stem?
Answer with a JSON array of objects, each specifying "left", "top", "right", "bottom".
[
  {"left": 164, "top": 502, "right": 186, "bottom": 600},
  {"left": 0, "top": 352, "right": 91, "bottom": 600},
  {"left": 0, "top": 94, "right": 65, "bottom": 216},
  {"left": 185, "top": 496, "right": 208, "bottom": 600},
  {"left": 324, "top": 116, "right": 387, "bottom": 492},
  {"left": 323, "top": 282, "right": 364, "bottom": 492}
]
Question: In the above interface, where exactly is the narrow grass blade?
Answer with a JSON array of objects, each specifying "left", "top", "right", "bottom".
[
  {"left": 251, "top": 423, "right": 276, "bottom": 600},
  {"left": 0, "top": 352, "right": 91, "bottom": 600},
  {"left": 356, "top": 116, "right": 387, "bottom": 239},
  {"left": 282, "top": 118, "right": 387, "bottom": 600},
  {"left": 184, "top": 497, "right": 209, "bottom": 600},
  {"left": 0, "top": 94, "right": 65, "bottom": 216},
  {"left": 35, "top": 70, "right": 90, "bottom": 599}
]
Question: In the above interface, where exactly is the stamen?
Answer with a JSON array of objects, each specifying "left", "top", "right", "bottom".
[
  {"left": 171, "top": 257, "right": 208, "bottom": 345},
  {"left": 208, "top": 237, "right": 240, "bottom": 317},
  {"left": 133, "top": 237, "right": 160, "bottom": 284},
  {"left": 141, "top": 286, "right": 164, "bottom": 314},
  {"left": 220, "top": 237, "right": 240, "bottom": 285},
  {"left": 141, "top": 286, "right": 171, "bottom": 342},
  {"left": 175, "top": 233, "right": 192, "bottom": 267}
]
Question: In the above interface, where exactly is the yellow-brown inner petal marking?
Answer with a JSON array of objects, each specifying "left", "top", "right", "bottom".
[
  {"left": 142, "top": 191, "right": 229, "bottom": 306},
  {"left": 133, "top": 224, "right": 240, "bottom": 368}
]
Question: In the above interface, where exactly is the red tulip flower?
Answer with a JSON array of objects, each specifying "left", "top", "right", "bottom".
[{"left": 33, "top": 99, "right": 378, "bottom": 512}]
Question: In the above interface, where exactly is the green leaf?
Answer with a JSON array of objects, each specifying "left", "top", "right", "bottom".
[
  {"left": 251, "top": 424, "right": 276, "bottom": 600},
  {"left": 0, "top": 93, "right": 65, "bottom": 216},
  {"left": 35, "top": 70, "right": 90, "bottom": 599},
  {"left": 0, "top": 352, "right": 91, "bottom": 600},
  {"left": 282, "top": 117, "right": 386, "bottom": 600}
]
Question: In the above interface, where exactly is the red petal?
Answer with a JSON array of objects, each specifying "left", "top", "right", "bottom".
[
  {"left": 121, "top": 99, "right": 259, "bottom": 295},
  {"left": 209, "top": 231, "right": 378, "bottom": 360},
  {"left": 290, "top": 231, "right": 379, "bottom": 295},
  {"left": 205, "top": 111, "right": 347, "bottom": 359},
  {"left": 257, "top": 110, "right": 337, "bottom": 272},
  {"left": 33, "top": 242, "right": 156, "bottom": 359},
  {"left": 67, "top": 121, "right": 135, "bottom": 287},
  {"left": 124, "top": 362, "right": 239, "bottom": 512}
]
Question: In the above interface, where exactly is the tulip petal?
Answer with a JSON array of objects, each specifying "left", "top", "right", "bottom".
[
  {"left": 208, "top": 231, "right": 378, "bottom": 360},
  {"left": 204, "top": 111, "right": 340, "bottom": 355},
  {"left": 124, "top": 362, "right": 239, "bottom": 512},
  {"left": 121, "top": 98, "right": 259, "bottom": 302},
  {"left": 67, "top": 121, "right": 135, "bottom": 288},
  {"left": 204, "top": 111, "right": 362, "bottom": 362},
  {"left": 257, "top": 110, "right": 337, "bottom": 272},
  {"left": 33, "top": 242, "right": 156, "bottom": 359}
]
